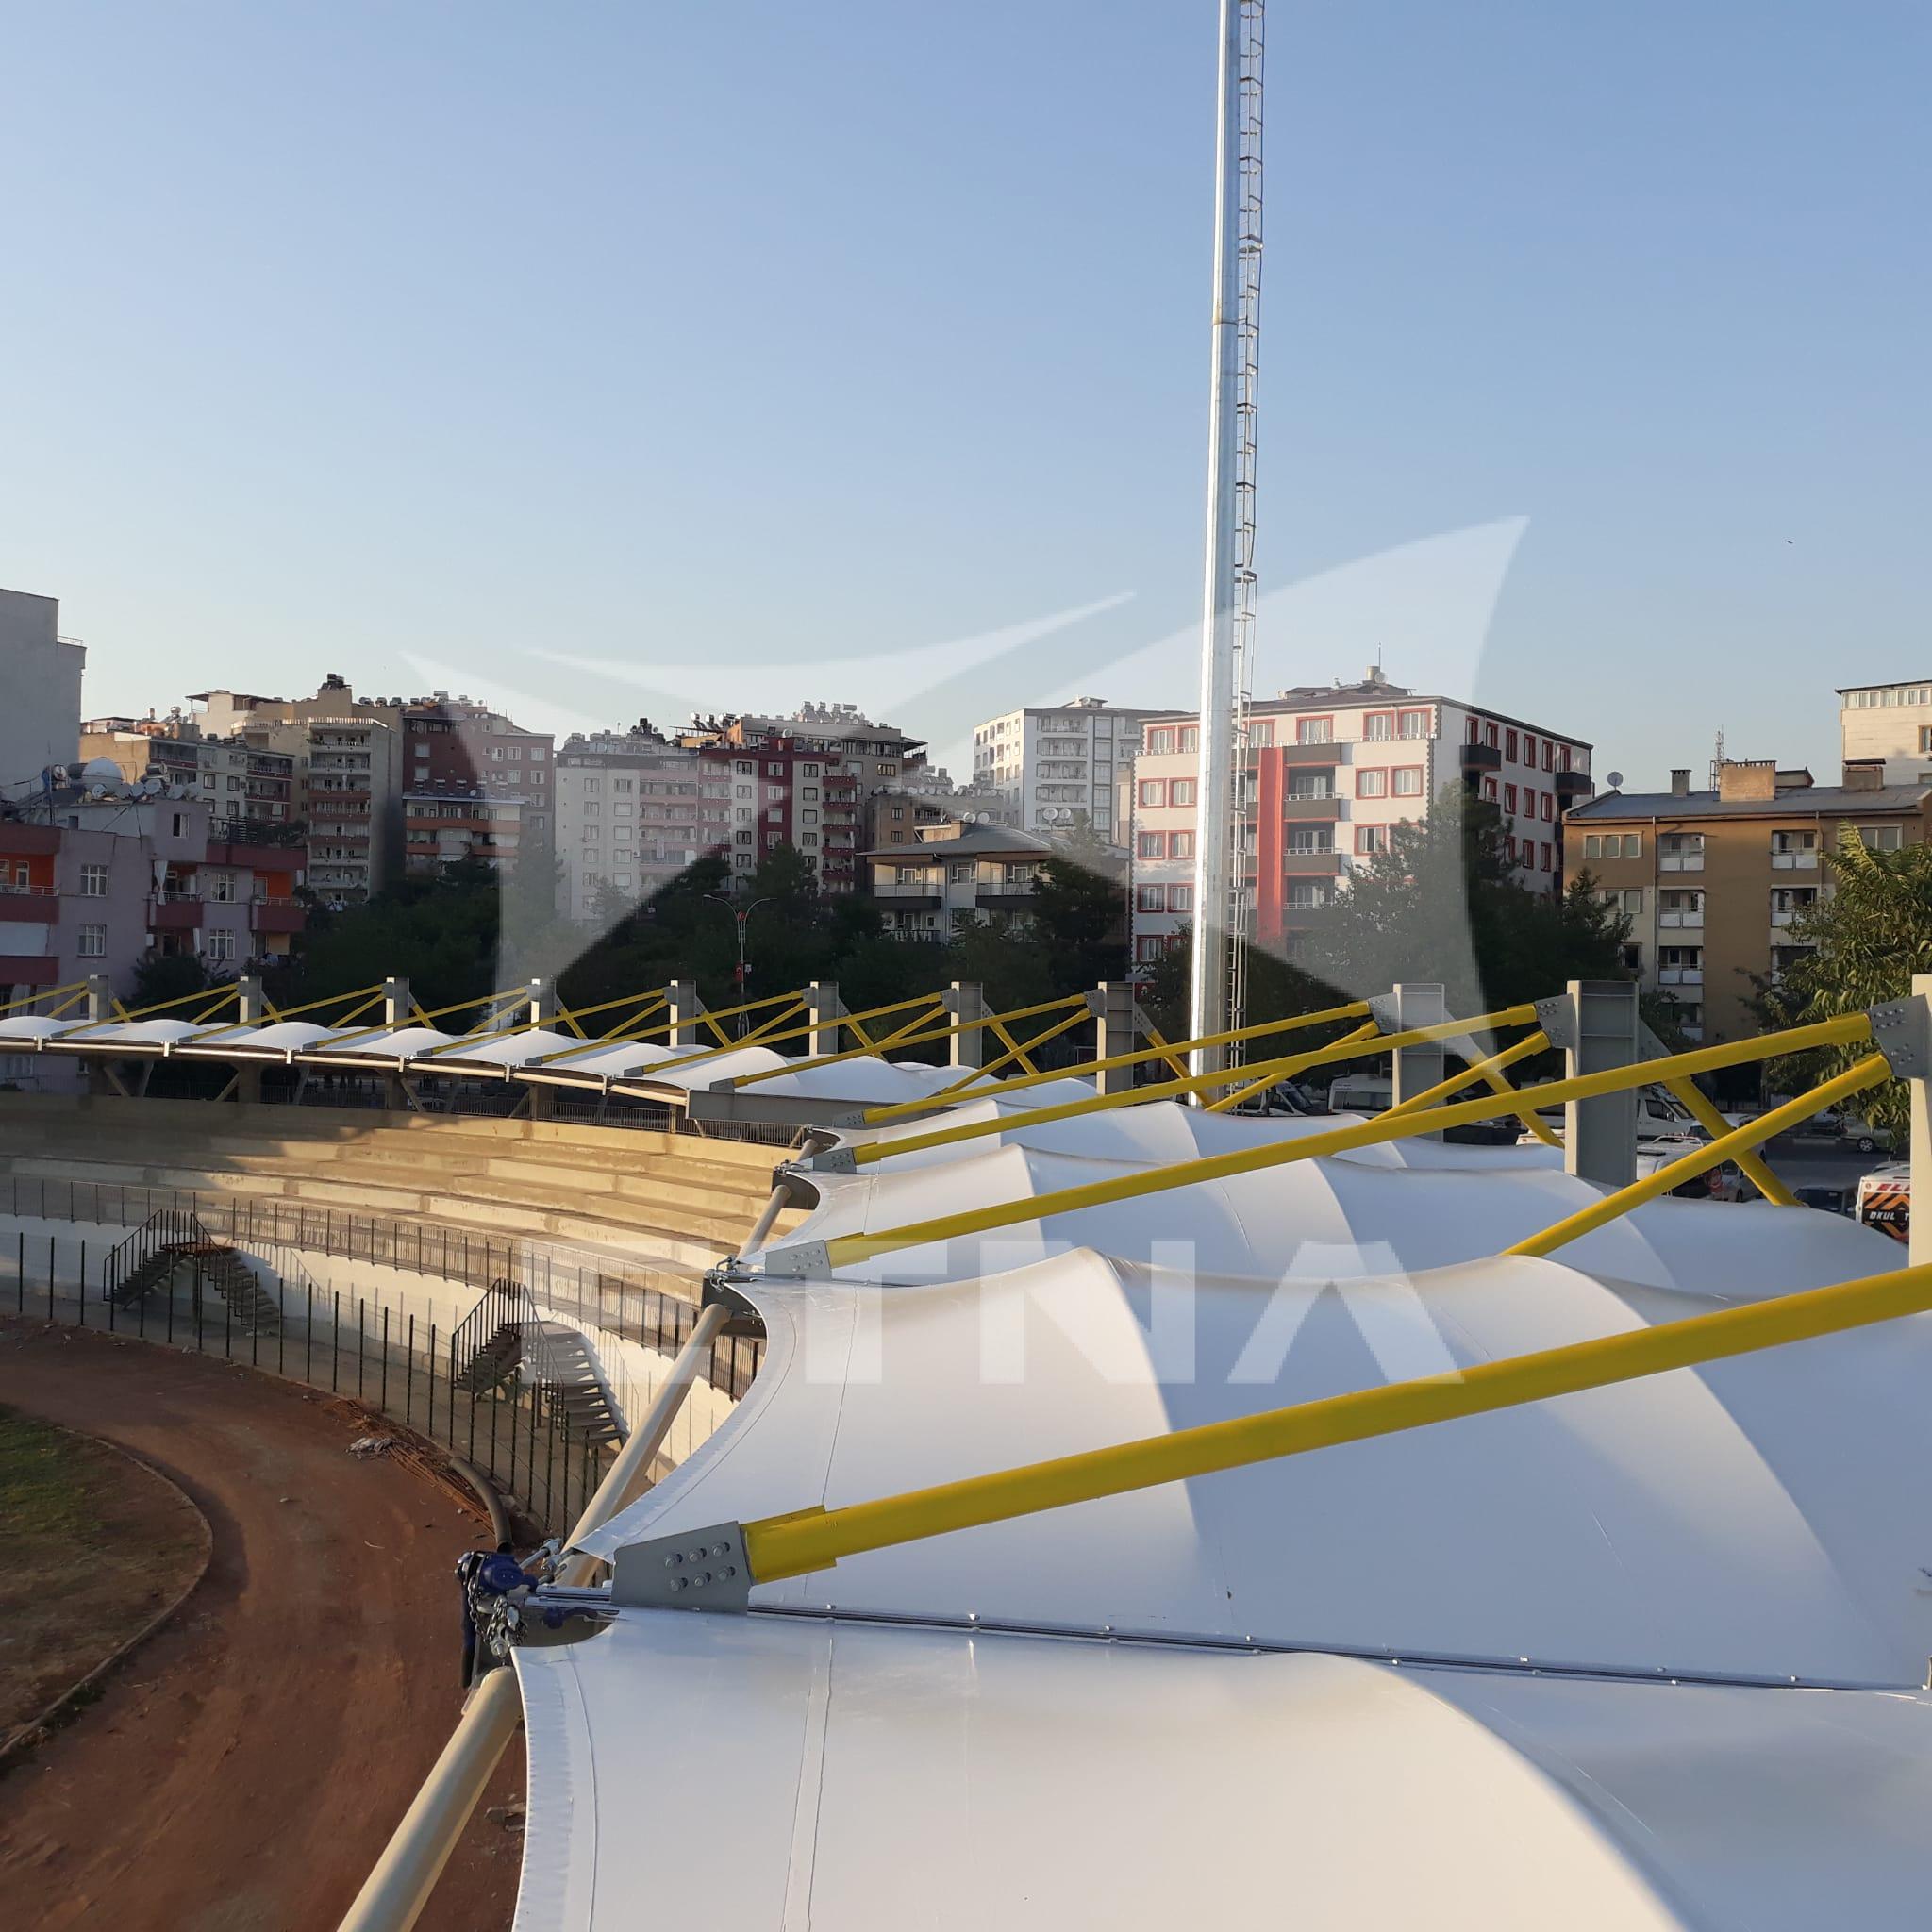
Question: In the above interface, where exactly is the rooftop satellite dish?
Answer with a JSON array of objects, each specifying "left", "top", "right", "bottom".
[
  {"left": 88, "top": 785, "right": 107, "bottom": 799},
  {"left": 1607, "top": 771, "right": 1624, "bottom": 790}
]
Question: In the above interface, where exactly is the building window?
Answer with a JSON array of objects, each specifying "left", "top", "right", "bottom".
[
  {"left": 1136, "top": 884, "right": 1165, "bottom": 912},
  {"left": 1288, "top": 771, "right": 1333, "bottom": 800},
  {"left": 1179, "top": 727, "right": 1199, "bottom": 753},
  {"left": 1523, "top": 734, "right": 1537, "bottom": 765},
  {"left": 1397, "top": 709, "right": 1429, "bottom": 740},
  {"left": 1541, "top": 794, "right": 1555, "bottom": 822},
  {"left": 209, "top": 871, "right": 237, "bottom": 902},
  {"left": 1540, "top": 841, "right": 1553, "bottom": 872},
  {"left": 1169, "top": 831, "right": 1195, "bottom": 858},
  {"left": 79, "top": 864, "right": 109, "bottom": 897},
  {"left": 1485, "top": 723, "right": 1499, "bottom": 750},
  {"left": 1483, "top": 778, "right": 1499, "bottom": 802},
  {"left": 1138, "top": 779, "right": 1168, "bottom": 808},
  {"left": 1356, "top": 769, "right": 1387, "bottom": 799},
  {"left": 1147, "top": 727, "right": 1175, "bottom": 754},
  {"left": 1363, "top": 711, "right": 1394, "bottom": 741},
  {"left": 1248, "top": 721, "right": 1274, "bottom": 748},
  {"left": 1356, "top": 824, "right": 1387, "bottom": 856},
  {"left": 78, "top": 924, "right": 107, "bottom": 957},
  {"left": 1392, "top": 766, "right": 1424, "bottom": 797},
  {"left": 1168, "top": 884, "right": 1194, "bottom": 912},
  {"left": 1505, "top": 729, "right": 1518, "bottom": 762},
  {"left": 1505, "top": 784, "right": 1518, "bottom": 815},
  {"left": 1170, "top": 778, "right": 1196, "bottom": 807},
  {"left": 1137, "top": 831, "right": 1165, "bottom": 858},
  {"left": 207, "top": 929, "right": 235, "bottom": 962},
  {"left": 1298, "top": 717, "right": 1332, "bottom": 745},
  {"left": 1859, "top": 824, "right": 1904, "bottom": 852},
  {"left": 1658, "top": 833, "right": 1701, "bottom": 870},
  {"left": 1285, "top": 880, "right": 1329, "bottom": 911},
  {"left": 1287, "top": 826, "right": 1332, "bottom": 855}
]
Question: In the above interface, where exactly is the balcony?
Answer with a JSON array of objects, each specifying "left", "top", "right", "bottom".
[
  {"left": 1281, "top": 794, "right": 1340, "bottom": 819},
  {"left": 1771, "top": 849, "right": 1818, "bottom": 870},
  {"left": 1657, "top": 909, "right": 1704, "bottom": 929},
  {"left": 1459, "top": 742, "right": 1502, "bottom": 774},
  {"left": 0, "top": 824, "right": 59, "bottom": 858},
  {"left": 1278, "top": 742, "right": 1343, "bottom": 767},
  {"left": 251, "top": 899, "right": 308, "bottom": 936},
  {"left": 1281, "top": 850, "right": 1342, "bottom": 874},
  {"left": 1658, "top": 852, "right": 1705, "bottom": 873},
  {"left": 1657, "top": 965, "right": 1704, "bottom": 986},
  {"left": 977, "top": 891, "right": 1036, "bottom": 913},
  {"left": 0, "top": 953, "right": 58, "bottom": 985},
  {"left": 1553, "top": 770, "right": 1593, "bottom": 798},
  {"left": 149, "top": 898, "right": 205, "bottom": 931},
  {"left": 0, "top": 888, "right": 58, "bottom": 924}
]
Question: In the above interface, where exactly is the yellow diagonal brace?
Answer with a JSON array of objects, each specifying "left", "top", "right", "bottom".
[
  {"left": 934, "top": 1006, "right": 1093, "bottom": 1098},
  {"left": 984, "top": 1017, "right": 1036, "bottom": 1077},
  {"left": 1381, "top": 1030, "right": 1558, "bottom": 1147},
  {"left": 1137, "top": 1020, "right": 1191, "bottom": 1082},
  {"left": 1204, "top": 1020, "right": 1382, "bottom": 1113},
  {"left": 722, "top": 994, "right": 1086, "bottom": 1090},
  {"left": 60, "top": 979, "right": 240, "bottom": 1038},
  {"left": 851, "top": 1005, "right": 1541, "bottom": 1163},
  {"left": 1660, "top": 1077, "right": 1795, "bottom": 1208},
  {"left": 656, "top": 989, "right": 973, "bottom": 1077},
  {"left": 858, "top": 1000, "right": 1374, "bottom": 1126},
  {"left": 0, "top": 978, "right": 89, "bottom": 1019},
  {"left": 808, "top": 1014, "right": 1874, "bottom": 1267},
  {"left": 1507, "top": 1058, "right": 1887, "bottom": 1257},
  {"left": 184, "top": 979, "right": 390, "bottom": 1041},
  {"left": 741, "top": 1253, "right": 1932, "bottom": 1585}
]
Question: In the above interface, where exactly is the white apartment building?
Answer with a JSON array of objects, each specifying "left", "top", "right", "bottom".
[
  {"left": 1127, "top": 672, "right": 1593, "bottom": 963},
  {"left": 972, "top": 698, "right": 1177, "bottom": 845},
  {"left": 0, "top": 587, "right": 84, "bottom": 791},
  {"left": 555, "top": 727, "right": 724, "bottom": 924},
  {"left": 1838, "top": 679, "right": 1932, "bottom": 786}
]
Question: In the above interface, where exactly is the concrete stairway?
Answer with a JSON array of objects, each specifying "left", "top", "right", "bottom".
[{"left": 0, "top": 1095, "right": 803, "bottom": 1267}]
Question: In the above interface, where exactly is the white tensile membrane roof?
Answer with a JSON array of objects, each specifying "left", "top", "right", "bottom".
[
  {"left": 512, "top": 1103, "right": 1932, "bottom": 1930},
  {"left": 0, "top": 1010, "right": 1106, "bottom": 1109}
]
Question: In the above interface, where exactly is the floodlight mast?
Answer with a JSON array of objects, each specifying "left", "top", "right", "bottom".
[{"left": 1188, "top": 0, "right": 1264, "bottom": 1092}]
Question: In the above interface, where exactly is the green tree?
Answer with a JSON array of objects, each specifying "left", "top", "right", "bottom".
[
  {"left": 1027, "top": 821, "right": 1126, "bottom": 992},
  {"left": 1757, "top": 825, "right": 1932, "bottom": 1140}
]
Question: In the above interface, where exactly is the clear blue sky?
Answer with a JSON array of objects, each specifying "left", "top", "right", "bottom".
[{"left": 3, "top": 1, "right": 1925, "bottom": 786}]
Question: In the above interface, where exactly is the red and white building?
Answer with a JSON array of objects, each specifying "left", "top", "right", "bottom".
[{"left": 1128, "top": 672, "right": 1593, "bottom": 963}]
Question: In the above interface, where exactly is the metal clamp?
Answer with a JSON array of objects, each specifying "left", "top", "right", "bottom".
[
  {"left": 755, "top": 1240, "right": 832, "bottom": 1278},
  {"left": 1366, "top": 992, "right": 1400, "bottom": 1034},
  {"left": 1533, "top": 993, "right": 1577, "bottom": 1053},
  {"left": 803, "top": 1145, "right": 858, "bottom": 1175},
  {"left": 608, "top": 1522, "right": 753, "bottom": 1612},
  {"left": 1866, "top": 997, "right": 1932, "bottom": 1080}
]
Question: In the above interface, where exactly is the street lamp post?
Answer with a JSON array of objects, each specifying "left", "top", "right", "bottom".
[{"left": 706, "top": 893, "right": 774, "bottom": 1037}]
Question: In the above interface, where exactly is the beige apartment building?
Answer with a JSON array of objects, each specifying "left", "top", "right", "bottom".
[{"left": 1564, "top": 759, "right": 1932, "bottom": 1047}]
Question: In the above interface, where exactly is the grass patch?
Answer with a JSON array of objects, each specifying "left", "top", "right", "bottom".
[
  {"left": 0, "top": 1406, "right": 101, "bottom": 1541},
  {"left": 0, "top": 1405, "right": 208, "bottom": 1740}
]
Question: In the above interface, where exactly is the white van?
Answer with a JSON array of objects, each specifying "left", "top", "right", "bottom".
[
  {"left": 1326, "top": 1074, "right": 1392, "bottom": 1115},
  {"left": 1518, "top": 1083, "right": 1704, "bottom": 1146}
]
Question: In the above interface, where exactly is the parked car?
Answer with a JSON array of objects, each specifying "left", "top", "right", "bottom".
[
  {"left": 1840, "top": 1117, "right": 1895, "bottom": 1155},
  {"left": 1794, "top": 1183, "right": 1854, "bottom": 1216}
]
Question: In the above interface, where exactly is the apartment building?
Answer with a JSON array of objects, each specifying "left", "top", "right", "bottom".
[
  {"left": 403, "top": 785, "right": 527, "bottom": 874},
  {"left": 702, "top": 739, "right": 860, "bottom": 893},
  {"left": 554, "top": 724, "right": 724, "bottom": 924},
  {"left": 404, "top": 696, "right": 554, "bottom": 852},
  {"left": 973, "top": 698, "right": 1174, "bottom": 844},
  {"left": 863, "top": 821, "right": 1061, "bottom": 941},
  {"left": 1128, "top": 672, "right": 1593, "bottom": 963},
  {"left": 867, "top": 767, "right": 1017, "bottom": 850},
  {"left": 1563, "top": 759, "right": 1932, "bottom": 1046},
  {"left": 80, "top": 723, "right": 300, "bottom": 835},
  {"left": 1838, "top": 677, "right": 1932, "bottom": 785},
  {"left": 0, "top": 789, "right": 307, "bottom": 1084},
  {"left": 190, "top": 679, "right": 405, "bottom": 904},
  {"left": 0, "top": 588, "right": 84, "bottom": 791}
]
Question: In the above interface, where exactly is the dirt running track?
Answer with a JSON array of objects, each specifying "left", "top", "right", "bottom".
[{"left": 0, "top": 1321, "right": 523, "bottom": 1932}]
